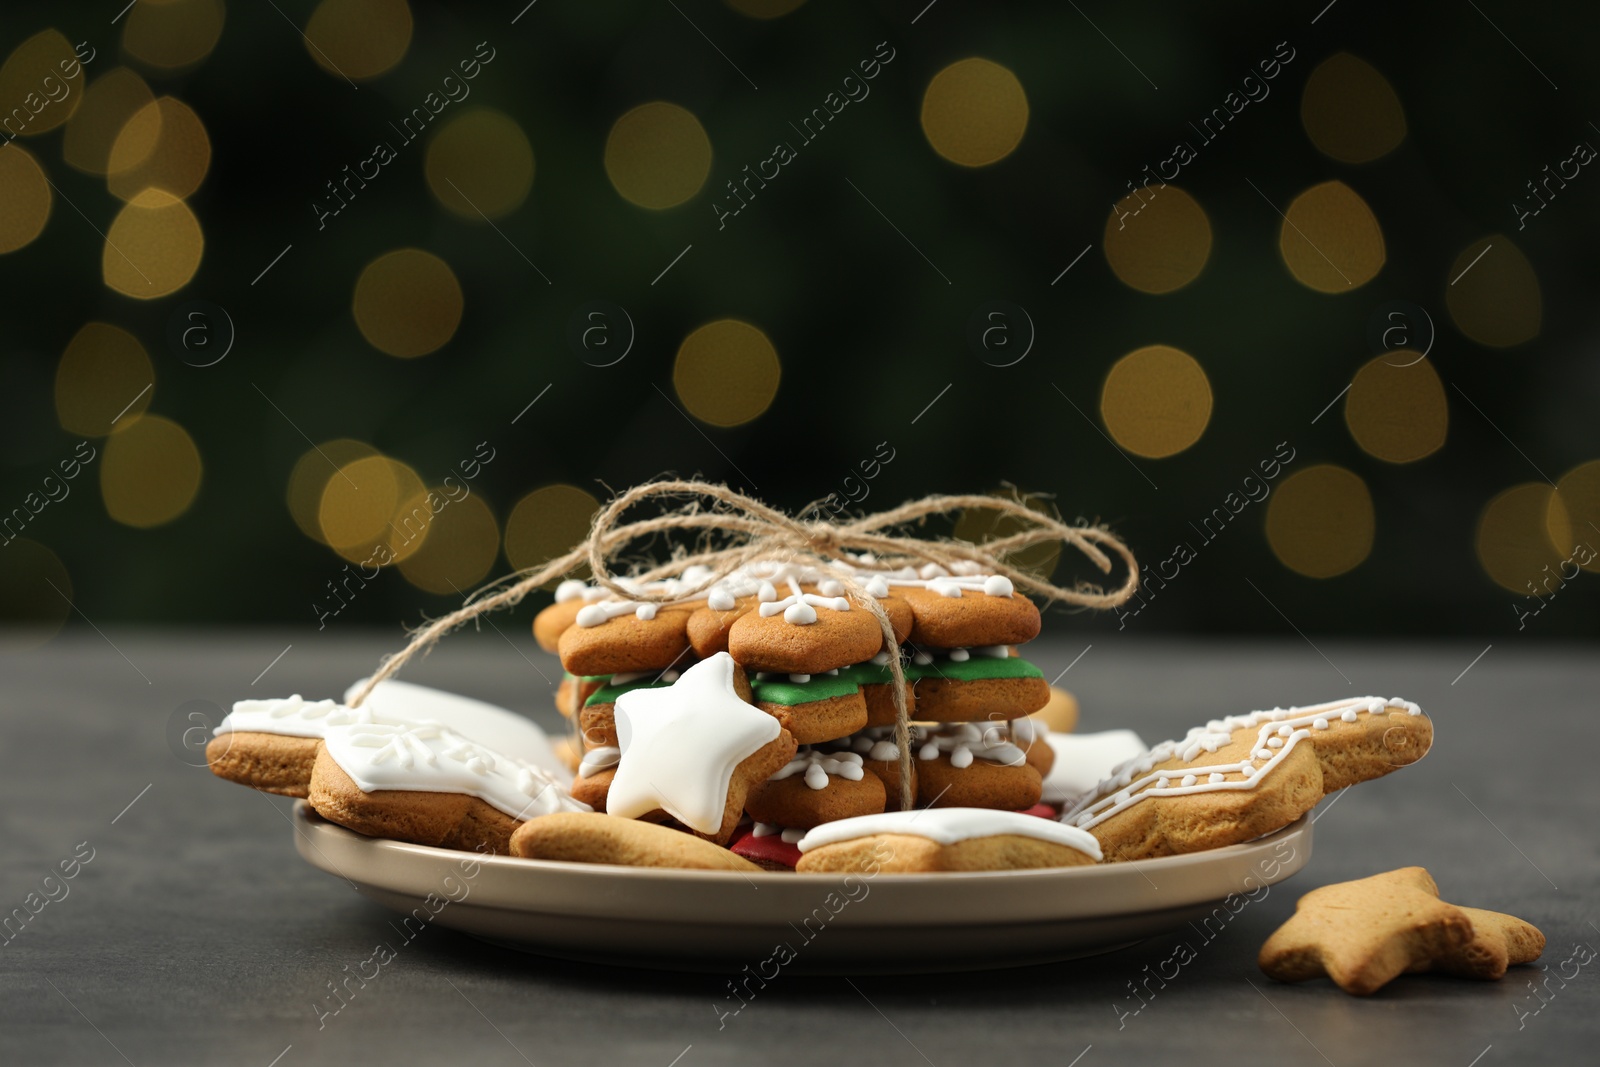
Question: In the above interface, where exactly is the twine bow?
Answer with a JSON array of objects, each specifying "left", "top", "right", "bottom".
[{"left": 350, "top": 479, "right": 1140, "bottom": 811}]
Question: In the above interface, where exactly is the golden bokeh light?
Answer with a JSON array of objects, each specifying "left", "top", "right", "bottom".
[
  {"left": 317, "top": 454, "right": 429, "bottom": 565},
  {"left": 1445, "top": 236, "right": 1541, "bottom": 348},
  {"left": 504, "top": 484, "right": 600, "bottom": 579},
  {"left": 304, "top": 0, "right": 414, "bottom": 81},
  {"left": 0, "top": 144, "right": 51, "bottom": 253},
  {"left": 352, "top": 249, "right": 463, "bottom": 358},
  {"left": 1300, "top": 52, "right": 1407, "bottom": 164},
  {"left": 1099, "top": 344, "right": 1213, "bottom": 459},
  {"left": 1476, "top": 483, "right": 1565, "bottom": 595},
  {"left": 108, "top": 96, "right": 212, "bottom": 201},
  {"left": 0, "top": 539, "right": 73, "bottom": 649},
  {"left": 952, "top": 491, "right": 1061, "bottom": 581},
  {"left": 1265, "top": 464, "right": 1374, "bottom": 578},
  {"left": 63, "top": 67, "right": 155, "bottom": 176},
  {"left": 920, "top": 57, "right": 1029, "bottom": 168},
  {"left": 398, "top": 491, "right": 500, "bottom": 595},
  {"left": 673, "top": 319, "right": 782, "bottom": 427},
  {"left": 604, "top": 102, "right": 712, "bottom": 210},
  {"left": 1103, "top": 186, "right": 1212, "bottom": 294},
  {"left": 1278, "top": 180, "right": 1385, "bottom": 293},
  {"left": 0, "top": 30, "right": 83, "bottom": 137},
  {"left": 1343, "top": 354, "right": 1447, "bottom": 464},
  {"left": 725, "top": 0, "right": 807, "bottom": 16},
  {"left": 286, "top": 438, "right": 379, "bottom": 543},
  {"left": 122, "top": 0, "right": 226, "bottom": 71},
  {"left": 100, "top": 414, "right": 203, "bottom": 528},
  {"left": 425, "top": 108, "right": 534, "bottom": 220},
  {"left": 55, "top": 322, "right": 153, "bottom": 435},
  {"left": 102, "top": 188, "right": 204, "bottom": 298},
  {"left": 1547, "top": 460, "right": 1600, "bottom": 574}
]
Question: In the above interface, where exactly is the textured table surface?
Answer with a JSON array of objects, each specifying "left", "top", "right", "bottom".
[{"left": 2, "top": 629, "right": 1595, "bottom": 1066}]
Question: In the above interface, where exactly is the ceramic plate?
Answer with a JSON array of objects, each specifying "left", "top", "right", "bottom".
[{"left": 291, "top": 803, "right": 1311, "bottom": 973}]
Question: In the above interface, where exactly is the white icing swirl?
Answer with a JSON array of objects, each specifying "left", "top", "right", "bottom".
[{"left": 217, "top": 694, "right": 374, "bottom": 739}]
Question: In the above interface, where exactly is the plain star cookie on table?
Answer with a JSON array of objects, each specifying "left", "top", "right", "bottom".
[{"left": 1259, "top": 867, "right": 1545, "bottom": 994}]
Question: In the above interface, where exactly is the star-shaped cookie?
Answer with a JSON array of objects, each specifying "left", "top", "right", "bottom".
[
  {"left": 1259, "top": 867, "right": 1545, "bottom": 995},
  {"left": 607, "top": 651, "right": 795, "bottom": 842}
]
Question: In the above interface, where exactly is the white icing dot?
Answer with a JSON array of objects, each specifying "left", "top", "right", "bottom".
[
  {"left": 1277, "top": 725, "right": 1293, "bottom": 737},
  {"left": 555, "top": 579, "right": 588, "bottom": 603},
  {"left": 868, "top": 741, "right": 898, "bottom": 761},
  {"left": 1156, "top": 776, "right": 1169, "bottom": 789},
  {"left": 1242, "top": 765, "right": 1257, "bottom": 777},
  {"left": 1256, "top": 748, "right": 1274, "bottom": 760},
  {"left": 780, "top": 828, "right": 805, "bottom": 844},
  {"left": 871, "top": 651, "right": 892, "bottom": 666},
  {"left": 752, "top": 822, "right": 779, "bottom": 838},
  {"left": 757, "top": 581, "right": 778, "bottom": 602},
  {"left": 918, "top": 742, "right": 940, "bottom": 761},
  {"left": 919, "top": 563, "right": 946, "bottom": 579},
  {"left": 708, "top": 589, "right": 736, "bottom": 611},
  {"left": 913, "top": 651, "right": 933, "bottom": 666},
  {"left": 948, "top": 648, "right": 971, "bottom": 662},
  {"left": 1209, "top": 773, "right": 1225, "bottom": 784},
  {"left": 1341, "top": 709, "right": 1359, "bottom": 723},
  {"left": 865, "top": 576, "right": 890, "bottom": 598},
  {"left": 784, "top": 601, "right": 818, "bottom": 625},
  {"left": 950, "top": 745, "right": 974, "bottom": 769},
  {"left": 818, "top": 579, "right": 844, "bottom": 597},
  {"left": 1313, "top": 717, "right": 1329, "bottom": 730},
  {"left": 1181, "top": 775, "right": 1197, "bottom": 787},
  {"left": 576, "top": 604, "right": 608, "bottom": 628},
  {"left": 804, "top": 764, "right": 829, "bottom": 790},
  {"left": 789, "top": 674, "right": 811, "bottom": 684},
  {"left": 635, "top": 602, "right": 658, "bottom": 621},
  {"left": 983, "top": 575, "right": 1014, "bottom": 597},
  {"left": 1268, "top": 737, "right": 1283, "bottom": 749}
]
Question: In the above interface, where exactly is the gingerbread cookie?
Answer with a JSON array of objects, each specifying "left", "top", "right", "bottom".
[
  {"left": 1034, "top": 686, "right": 1079, "bottom": 733},
  {"left": 511, "top": 812, "right": 762, "bottom": 871},
  {"left": 795, "top": 807, "right": 1101, "bottom": 873},
  {"left": 1060, "top": 697, "right": 1433, "bottom": 861},
  {"left": 747, "top": 670, "right": 869, "bottom": 745},
  {"left": 908, "top": 648, "right": 1049, "bottom": 722},
  {"left": 912, "top": 721, "right": 1044, "bottom": 810},
  {"left": 576, "top": 667, "right": 686, "bottom": 748},
  {"left": 605, "top": 652, "right": 797, "bottom": 845},
  {"left": 1259, "top": 867, "right": 1545, "bottom": 994},
  {"left": 307, "top": 721, "right": 589, "bottom": 854},
  {"left": 830, "top": 727, "right": 918, "bottom": 809},
  {"left": 745, "top": 749, "right": 886, "bottom": 829}
]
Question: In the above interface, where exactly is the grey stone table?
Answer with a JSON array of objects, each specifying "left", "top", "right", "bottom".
[{"left": 2, "top": 629, "right": 1596, "bottom": 1066}]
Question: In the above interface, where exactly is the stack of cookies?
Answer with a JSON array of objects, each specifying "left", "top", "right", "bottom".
[{"left": 534, "top": 559, "right": 1059, "bottom": 870}]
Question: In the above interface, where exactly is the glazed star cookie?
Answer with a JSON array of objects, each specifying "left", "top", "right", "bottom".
[
  {"left": 1259, "top": 867, "right": 1545, "bottom": 994},
  {"left": 795, "top": 808, "right": 1102, "bottom": 873},
  {"left": 605, "top": 652, "right": 797, "bottom": 845},
  {"left": 511, "top": 812, "right": 762, "bottom": 872},
  {"left": 1060, "top": 696, "right": 1434, "bottom": 860},
  {"left": 307, "top": 721, "right": 590, "bottom": 854},
  {"left": 744, "top": 748, "right": 887, "bottom": 829}
]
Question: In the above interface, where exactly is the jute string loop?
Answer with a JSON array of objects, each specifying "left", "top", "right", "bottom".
[{"left": 350, "top": 479, "right": 1139, "bottom": 811}]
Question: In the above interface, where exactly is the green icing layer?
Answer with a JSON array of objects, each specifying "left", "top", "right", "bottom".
[
  {"left": 749, "top": 672, "right": 862, "bottom": 706},
  {"left": 917, "top": 655, "right": 1043, "bottom": 682},
  {"left": 584, "top": 677, "right": 671, "bottom": 707},
  {"left": 563, "top": 671, "right": 614, "bottom": 684},
  {"left": 750, "top": 654, "right": 1042, "bottom": 705}
]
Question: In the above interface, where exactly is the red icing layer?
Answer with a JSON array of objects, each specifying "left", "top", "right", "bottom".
[
  {"left": 730, "top": 827, "right": 802, "bottom": 869},
  {"left": 1017, "top": 803, "right": 1057, "bottom": 820}
]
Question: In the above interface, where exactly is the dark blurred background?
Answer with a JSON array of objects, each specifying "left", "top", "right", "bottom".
[{"left": 2, "top": 0, "right": 1596, "bottom": 645}]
